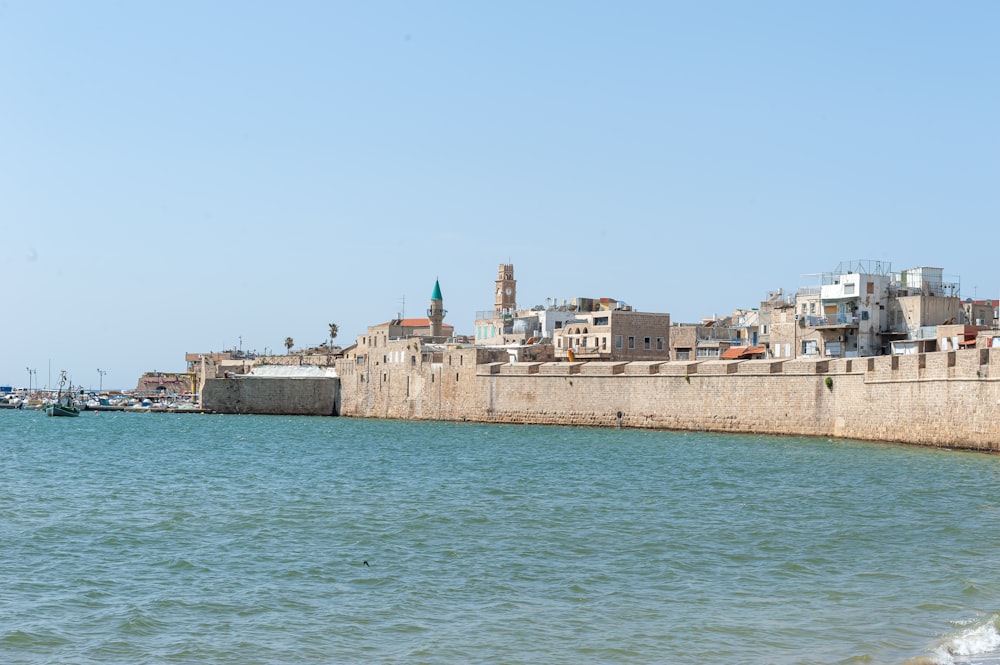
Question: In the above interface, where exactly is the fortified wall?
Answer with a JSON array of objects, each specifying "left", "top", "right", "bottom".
[
  {"left": 203, "top": 376, "right": 340, "bottom": 416},
  {"left": 335, "top": 346, "right": 1000, "bottom": 451}
]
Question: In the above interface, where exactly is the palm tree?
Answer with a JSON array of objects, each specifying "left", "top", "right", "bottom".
[
  {"left": 284, "top": 337, "right": 294, "bottom": 354},
  {"left": 328, "top": 323, "right": 338, "bottom": 349}
]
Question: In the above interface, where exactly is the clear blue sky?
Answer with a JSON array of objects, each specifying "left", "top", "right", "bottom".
[{"left": 2, "top": 1, "right": 998, "bottom": 390}]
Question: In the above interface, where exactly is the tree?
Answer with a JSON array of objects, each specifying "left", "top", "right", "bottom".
[
  {"left": 284, "top": 337, "right": 294, "bottom": 354},
  {"left": 328, "top": 323, "right": 338, "bottom": 349}
]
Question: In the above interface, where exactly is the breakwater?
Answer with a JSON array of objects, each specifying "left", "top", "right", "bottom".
[{"left": 334, "top": 345, "right": 1000, "bottom": 451}]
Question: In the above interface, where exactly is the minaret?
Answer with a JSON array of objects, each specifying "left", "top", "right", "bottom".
[
  {"left": 427, "top": 278, "right": 446, "bottom": 338},
  {"left": 494, "top": 263, "right": 516, "bottom": 316}
]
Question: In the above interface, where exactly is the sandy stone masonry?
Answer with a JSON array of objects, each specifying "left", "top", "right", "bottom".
[{"left": 335, "top": 346, "right": 1000, "bottom": 451}]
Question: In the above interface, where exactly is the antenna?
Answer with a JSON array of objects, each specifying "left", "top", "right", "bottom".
[{"left": 398, "top": 295, "right": 406, "bottom": 320}]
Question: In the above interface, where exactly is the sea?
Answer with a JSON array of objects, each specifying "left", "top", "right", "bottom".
[{"left": 3, "top": 410, "right": 1000, "bottom": 665}]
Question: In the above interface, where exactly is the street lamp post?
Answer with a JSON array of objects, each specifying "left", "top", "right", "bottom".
[{"left": 97, "top": 369, "right": 107, "bottom": 393}]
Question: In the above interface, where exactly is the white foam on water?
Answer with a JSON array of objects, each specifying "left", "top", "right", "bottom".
[{"left": 931, "top": 616, "right": 1000, "bottom": 665}]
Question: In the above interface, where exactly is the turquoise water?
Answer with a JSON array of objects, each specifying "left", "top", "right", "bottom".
[{"left": 3, "top": 410, "right": 1000, "bottom": 664}]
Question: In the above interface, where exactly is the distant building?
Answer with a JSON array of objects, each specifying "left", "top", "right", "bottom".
[
  {"left": 350, "top": 278, "right": 456, "bottom": 362},
  {"left": 669, "top": 318, "right": 738, "bottom": 361},
  {"left": 136, "top": 371, "right": 194, "bottom": 395},
  {"left": 553, "top": 309, "right": 671, "bottom": 362},
  {"left": 757, "top": 288, "right": 797, "bottom": 359},
  {"left": 776, "top": 260, "right": 963, "bottom": 358},
  {"left": 962, "top": 299, "right": 997, "bottom": 329},
  {"left": 473, "top": 263, "right": 642, "bottom": 352}
]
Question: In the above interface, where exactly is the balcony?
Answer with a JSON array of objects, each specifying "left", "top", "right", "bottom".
[{"left": 805, "top": 314, "right": 859, "bottom": 329}]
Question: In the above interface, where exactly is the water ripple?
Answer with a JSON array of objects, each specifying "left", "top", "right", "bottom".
[{"left": 3, "top": 412, "right": 1000, "bottom": 663}]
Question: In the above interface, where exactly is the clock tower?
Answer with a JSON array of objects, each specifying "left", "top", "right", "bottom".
[{"left": 494, "top": 263, "right": 516, "bottom": 316}]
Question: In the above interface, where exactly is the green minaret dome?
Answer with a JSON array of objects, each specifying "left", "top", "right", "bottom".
[{"left": 431, "top": 279, "right": 442, "bottom": 301}]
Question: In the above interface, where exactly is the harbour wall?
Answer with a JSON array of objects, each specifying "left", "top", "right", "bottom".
[
  {"left": 335, "top": 346, "right": 1000, "bottom": 451},
  {"left": 203, "top": 376, "right": 340, "bottom": 416}
]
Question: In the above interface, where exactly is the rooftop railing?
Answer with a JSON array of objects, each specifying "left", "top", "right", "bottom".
[{"left": 805, "top": 314, "right": 859, "bottom": 327}]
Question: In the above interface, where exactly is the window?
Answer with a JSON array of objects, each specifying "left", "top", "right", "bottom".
[
  {"left": 676, "top": 349, "right": 690, "bottom": 360},
  {"left": 802, "top": 340, "right": 818, "bottom": 355},
  {"left": 615, "top": 335, "right": 623, "bottom": 349},
  {"left": 867, "top": 281, "right": 875, "bottom": 294},
  {"left": 696, "top": 347, "right": 720, "bottom": 358},
  {"left": 628, "top": 336, "right": 636, "bottom": 349},
  {"left": 644, "top": 337, "right": 651, "bottom": 350},
  {"left": 594, "top": 316, "right": 609, "bottom": 326},
  {"left": 554, "top": 321, "right": 563, "bottom": 329},
  {"left": 656, "top": 337, "right": 665, "bottom": 351}
]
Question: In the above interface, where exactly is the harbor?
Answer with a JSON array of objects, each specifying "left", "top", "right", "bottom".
[{"left": 0, "top": 388, "right": 213, "bottom": 415}]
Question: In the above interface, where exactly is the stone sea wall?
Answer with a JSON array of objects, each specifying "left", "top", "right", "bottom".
[
  {"left": 204, "top": 376, "right": 340, "bottom": 416},
  {"left": 336, "top": 347, "right": 1000, "bottom": 451}
]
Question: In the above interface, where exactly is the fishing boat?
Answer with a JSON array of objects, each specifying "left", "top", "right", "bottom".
[{"left": 45, "top": 372, "right": 81, "bottom": 417}]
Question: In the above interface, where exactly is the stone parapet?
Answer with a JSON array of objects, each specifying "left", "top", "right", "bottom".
[
  {"left": 925, "top": 352, "right": 956, "bottom": 376},
  {"left": 659, "top": 362, "right": 699, "bottom": 376},
  {"left": 698, "top": 361, "right": 739, "bottom": 375},
  {"left": 625, "top": 362, "right": 665, "bottom": 375},
  {"left": 783, "top": 360, "right": 829, "bottom": 375},
  {"left": 736, "top": 360, "right": 784, "bottom": 375},
  {"left": 579, "top": 362, "right": 628, "bottom": 376},
  {"left": 500, "top": 362, "right": 542, "bottom": 375},
  {"left": 538, "top": 362, "right": 582, "bottom": 375},
  {"left": 828, "top": 358, "right": 872, "bottom": 374},
  {"left": 897, "top": 354, "right": 926, "bottom": 381}
]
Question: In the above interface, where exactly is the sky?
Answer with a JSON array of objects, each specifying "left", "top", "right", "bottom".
[{"left": 2, "top": 1, "right": 998, "bottom": 390}]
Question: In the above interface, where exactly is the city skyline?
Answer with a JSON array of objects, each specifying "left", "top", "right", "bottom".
[{"left": 3, "top": 2, "right": 998, "bottom": 387}]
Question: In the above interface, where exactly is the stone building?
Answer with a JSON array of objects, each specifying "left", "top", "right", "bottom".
[
  {"left": 554, "top": 308, "right": 671, "bottom": 361},
  {"left": 474, "top": 263, "right": 609, "bottom": 347},
  {"left": 777, "top": 261, "right": 962, "bottom": 359},
  {"left": 669, "top": 318, "right": 738, "bottom": 360},
  {"left": 347, "top": 278, "right": 457, "bottom": 366},
  {"left": 963, "top": 299, "right": 998, "bottom": 329},
  {"left": 757, "top": 289, "right": 797, "bottom": 359},
  {"left": 136, "top": 370, "right": 195, "bottom": 395},
  {"left": 354, "top": 279, "right": 456, "bottom": 357}
]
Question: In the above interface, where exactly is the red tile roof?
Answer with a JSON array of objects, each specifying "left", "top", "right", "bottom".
[
  {"left": 721, "top": 346, "right": 767, "bottom": 359},
  {"left": 377, "top": 318, "right": 431, "bottom": 327}
]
